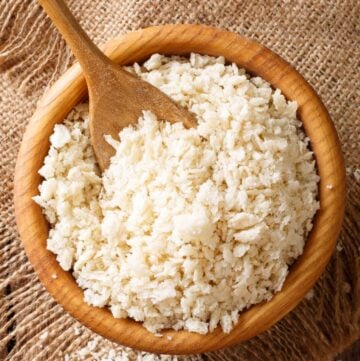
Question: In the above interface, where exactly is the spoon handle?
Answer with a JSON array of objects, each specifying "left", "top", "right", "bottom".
[{"left": 38, "top": 0, "right": 112, "bottom": 81}]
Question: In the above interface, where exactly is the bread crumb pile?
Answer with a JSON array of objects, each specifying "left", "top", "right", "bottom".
[
  {"left": 34, "top": 53, "right": 319, "bottom": 334},
  {"left": 64, "top": 335, "right": 177, "bottom": 361}
]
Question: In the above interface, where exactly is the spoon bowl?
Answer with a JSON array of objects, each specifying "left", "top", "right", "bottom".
[{"left": 14, "top": 24, "right": 345, "bottom": 354}]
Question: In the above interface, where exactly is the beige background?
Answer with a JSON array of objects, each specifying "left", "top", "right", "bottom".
[{"left": 0, "top": 0, "right": 359, "bottom": 360}]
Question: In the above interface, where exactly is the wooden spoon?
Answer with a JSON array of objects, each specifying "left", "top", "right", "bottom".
[{"left": 38, "top": 0, "right": 196, "bottom": 171}]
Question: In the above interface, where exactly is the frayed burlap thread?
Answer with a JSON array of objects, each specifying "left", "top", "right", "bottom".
[{"left": 0, "top": 0, "right": 359, "bottom": 360}]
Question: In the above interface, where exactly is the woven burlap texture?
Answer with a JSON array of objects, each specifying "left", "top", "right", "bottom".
[{"left": 0, "top": 0, "right": 359, "bottom": 360}]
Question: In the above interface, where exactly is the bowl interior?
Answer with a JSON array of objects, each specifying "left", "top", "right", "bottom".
[{"left": 14, "top": 24, "right": 345, "bottom": 355}]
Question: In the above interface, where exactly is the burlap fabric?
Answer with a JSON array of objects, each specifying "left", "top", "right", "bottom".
[{"left": 0, "top": 0, "right": 359, "bottom": 360}]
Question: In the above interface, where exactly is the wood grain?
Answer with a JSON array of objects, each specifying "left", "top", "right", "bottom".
[
  {"left": 13, "top": 24, "right": 346, "bottom": 355},
  {"left": 38, "top": 0, "right": 196, "bottom": 171}
]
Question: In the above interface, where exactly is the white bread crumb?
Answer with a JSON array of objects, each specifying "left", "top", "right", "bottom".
[
  {"left": 39, "top": 331, "right": 49, "bottom": 341},
  {"left": 305, "top": 289, "right": 315, "bottom": 300}
]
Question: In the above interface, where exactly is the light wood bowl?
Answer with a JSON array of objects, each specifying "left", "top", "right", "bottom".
[{"left": 14, "top": 24, "right": 345, "bottom": 355}]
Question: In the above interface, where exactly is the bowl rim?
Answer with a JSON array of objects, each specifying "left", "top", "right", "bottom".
[{"left": 14, "top": 24, "right": 346, "bottom": 355}]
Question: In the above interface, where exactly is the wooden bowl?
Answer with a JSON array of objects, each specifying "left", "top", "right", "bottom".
[{"left": 14, "top": 24, "right": 345, "bottom": 355}]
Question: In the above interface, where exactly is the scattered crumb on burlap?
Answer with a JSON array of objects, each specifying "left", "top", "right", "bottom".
[{"left": 0, "top": 0, "right": 359, "bottom": 360}]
